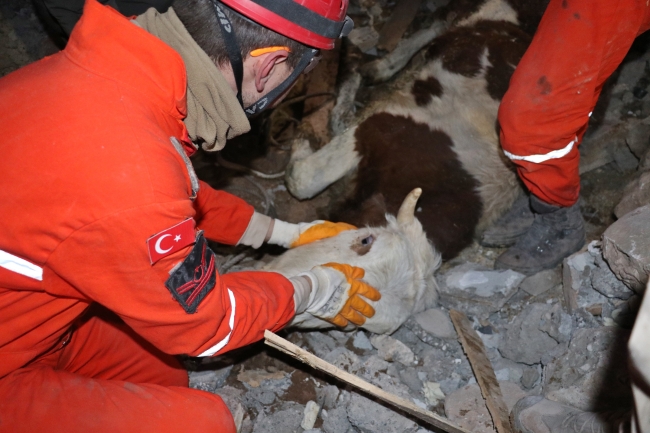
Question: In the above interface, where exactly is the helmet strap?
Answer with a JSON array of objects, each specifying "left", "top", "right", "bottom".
[{"left": 211, "top": 1, "right": 244, "bottom": 107}]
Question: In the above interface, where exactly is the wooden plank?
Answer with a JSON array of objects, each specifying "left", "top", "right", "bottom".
[
  {"left": 449, "top": 310, "right": 513, "bottom": 433},
  {"left": 264, "top": 330, "right": 470, "bottom": 433},
  {"left": 377, "top": 0, "right": 423, "bottom": 53}
]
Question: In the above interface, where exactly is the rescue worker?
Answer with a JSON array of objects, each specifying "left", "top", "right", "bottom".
[
  {"left": 0, "top": 0, "right": 377, "bottom": 432},
  {"left": 482, "top": 0, "right": 650, "bottom": 431}
]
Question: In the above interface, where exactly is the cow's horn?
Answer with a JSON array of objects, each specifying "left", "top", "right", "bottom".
[{"left": 397, "top": 188, "right": 422, "bottom": 225}]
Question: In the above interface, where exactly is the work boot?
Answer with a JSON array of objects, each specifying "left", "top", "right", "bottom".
[
  {"left": 511, "top": 396, "right": 632, "bottom": 433},
  {"left": 481, "top": 194, "right": 535, "bottom": 247},
  {"left": 495, "top": 196, "right": 585, "bottom": 275}
]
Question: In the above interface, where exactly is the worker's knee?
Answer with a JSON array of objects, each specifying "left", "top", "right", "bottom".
[{"left": 172, "top": 387, "right": 238, "bottom": 432}]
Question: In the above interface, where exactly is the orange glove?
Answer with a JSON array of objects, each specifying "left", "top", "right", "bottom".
[
  {"left": 299, "top": 263, "right": 381, "bottom": 327},
  {"left": 268, "top": 220, "right": 356, "bottom": 248}
]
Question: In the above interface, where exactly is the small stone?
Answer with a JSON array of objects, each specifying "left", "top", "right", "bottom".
[
  {"left": 321, "top": 406, "right": 351, "bottom": 433},
  {"left": 521, "top": 366, "right": 540, "bottom": 390},
  {"left": 423, "top": 382, "right": 445, "bottom": 406},
  {"left": 399, "top": 367, "right": 424, "bottom": 394},
  {"left": 413, "top": 308, "right": 457, "bottom": 339},
  {"left": 520, "top": 268, "right": 562, "bottom": 297},
  {"left": 499, "top": 303, "right": 561, "bottom": 365},
  {"left": 317, "top": 385, "right": 340, "bottom": 410},
  {"left": 352, "top": 330, "right": 374, "bottom": 350},
  {"left": 370, "top": 334, "right": 416, "bottom": 365},
  {"left": 301, "top": 401, "right": 321, "bottom": 430}
]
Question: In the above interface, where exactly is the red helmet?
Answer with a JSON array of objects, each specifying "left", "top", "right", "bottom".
[{"left": 219, "top": 0, "right": 353, "bottom": 49}]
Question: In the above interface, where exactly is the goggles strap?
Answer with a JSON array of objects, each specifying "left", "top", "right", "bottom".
[{"left": 210, "top": 0, "right": 245, "bottom": 107}]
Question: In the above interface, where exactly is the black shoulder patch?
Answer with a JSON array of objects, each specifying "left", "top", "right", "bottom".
[{"left": 165, "top": 233, "right": 216, "bottom": 314}]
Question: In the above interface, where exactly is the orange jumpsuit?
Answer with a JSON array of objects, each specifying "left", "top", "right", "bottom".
[
  {"left": 0, "top": 1, "right": 295, "bottom": 432},
  {"left": 498, "top": 0, "right": 650, "bottom": 207}
]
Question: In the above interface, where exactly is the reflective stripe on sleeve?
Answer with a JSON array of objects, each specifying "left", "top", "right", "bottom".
[
  {"left": 0, "top": 249, "right": 43, "bottom": 281},
  {"left": 199, "top": 288, "right": 236, "bottom": 357},
  {"left": 504, "top": 137, "right": 577, "bottom": 164}
]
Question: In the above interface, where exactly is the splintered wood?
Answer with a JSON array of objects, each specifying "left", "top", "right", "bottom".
[
  {"left": 449, "top": 310, "right": 513, "bottom": 433},
  {"left": 264, "top": 330, "right": 470, "bottom": 433}
]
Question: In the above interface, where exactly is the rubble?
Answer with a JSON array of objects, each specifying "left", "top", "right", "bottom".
[
  {"left": 519, "top": 268, "right": 562, "bottom": 297},
  {"left": 413, "top": 308, "right": 457, "bottom": 339}
]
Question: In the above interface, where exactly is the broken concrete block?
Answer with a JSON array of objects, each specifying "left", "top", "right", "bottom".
[
  {"left": 437, "top": 263, "right": 525, "bottom": 317},
  {"left": 562, "top": 243, "right": 611, "bottom": 313},
  {"left": 444, "top": 382, "right": 527, "bottom": 433},
  {"left": 520, "top": 268, "right": 562, "bottom": 297},
  {"left": 499, "top": 303, "right": 561, "bottom": 365},
  {"left": 591, "top": 255, "right": 635, "bottom": 300},
  {"left": 252, "top": 402, "right": 304, "bottom": 433},
  {"left": 543, "top": 327, "right": 632, "bottom": 412},
  {"left": 352, "top": 330, "right": 374, "bottom": 351},
  {"left": 602, "top": 205, "right": 650, "bottom": 292},
  {"left": 422, "top": 381, "right": 445, "bottom": 406},
  {"left": 413, "top": 308, "right": 457, "bottom": 339},
  {"left": 370, "top": 334, "right": 416, "bottom": 365},
  {"left": 321, "top": 406, "right": 351, "bottom": 433},
  {"left": 614, "top": 171, "right": 650, "bottom": 218}
]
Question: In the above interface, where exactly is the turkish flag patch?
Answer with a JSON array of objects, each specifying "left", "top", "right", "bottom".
[
  {"left": 147, "top": 219, "right": 196, "bottom": 264},
  {"left": 165, "top": 233, "right": 216, "bottom": 314}
]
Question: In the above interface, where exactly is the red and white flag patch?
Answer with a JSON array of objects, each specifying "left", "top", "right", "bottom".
[{"left": 147, "top": 218, "right": 196, "bottom": 264}]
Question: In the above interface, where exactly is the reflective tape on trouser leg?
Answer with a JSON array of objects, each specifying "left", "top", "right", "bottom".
[{"left": 503, "top": 137, "right": 577, "bottom": 164}]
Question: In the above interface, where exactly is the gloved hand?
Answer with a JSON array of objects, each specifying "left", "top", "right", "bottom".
[
  {"left": 293, "top": 263, "right": 381, "bottom": 327},
  {"left": 268, "top": 220, "right": 357, "bottom": 248}
]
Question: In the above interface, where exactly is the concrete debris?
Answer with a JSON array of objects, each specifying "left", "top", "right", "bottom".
[
  {"left": 252, "top": 402, "right": 304, "bottom": 433},
  {"left": 370, "top": 334, "right": 417, "bottom": 365},
  {"left": 422, "top": 381, "right": 445, "bottom": 406},
  {"left": 188, "top": 365, "right": 233, "bottom": 392},
  {"left": 399, "top": 366, "right": 424, "bottom": 394},
  {"left": 301, "top": 400, "right": 321, "bottom": 430},
  {"left": 437, "top": 263, "right": 526, "bottom": 317},
  {"left": 347, "top": 392, "right": 420, "bottom": 433},
  {"left": 520, "top": 268, "right": 562, "bottom": 297},
  {"left": 602, "top": 205, "right": 650, "bottom": 292},
  {"left": 321, "top": 406, "right": 352, "bottom": 433},
  {"left": 413, "top": 308, "right": 457, "bottom": 339},
  {"left": 444, "top": 382, "right": 528, "bottom": 433},
  {"left": 499, "top": 303, "right": 563, "bottom": 365},
  {"left": 544, "top": 327, "right": 632, "bottom": 412},
  {"left": 352, "top": 330, "right": 375, "bottom": 351},
  {"left": 521, "top": 365, "right": 541, "bottom": 390}
]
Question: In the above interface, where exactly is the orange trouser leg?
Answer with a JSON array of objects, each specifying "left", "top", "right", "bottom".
[
  {"left": 0, "top": 308, "right": 236, "bottom": 433},
  {"left": 498, "top": 0, "right": 650, "bottom": 207}
]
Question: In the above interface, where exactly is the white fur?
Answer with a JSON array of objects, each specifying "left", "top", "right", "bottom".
[{"left": 263, "top": 214, "right": 441, "bottom": 334}]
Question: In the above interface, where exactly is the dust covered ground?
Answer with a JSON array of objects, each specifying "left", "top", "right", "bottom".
[{"left": 2, "top": 1, "right": 650, "bottom": 432}]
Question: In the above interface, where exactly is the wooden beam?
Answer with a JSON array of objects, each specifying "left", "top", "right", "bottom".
[
  {"left": 264, "top": 330, "right": 470, "bottom": 433},
  {"left": 449, "top": 310, "right": 513, "bottom": 433}
]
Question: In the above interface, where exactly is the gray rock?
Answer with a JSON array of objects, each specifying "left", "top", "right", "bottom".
[
  {"left": 538, "top": 303, "right": 575, "bottom": 344},
  {"left": 562, "top": 244, "right": 611, "bottom": 312},
  {"left": 317, "top": 385, "right": 340, "bottom": 410},
  {"left": 358, "top": 355, "right": 392, "bottom": 380},
  {"left": 543, "top": 327, "right": 632, "bottom": 411},
  {"left": 413, "top": 308, "right": 457, "bottom": 339},
  {"left": 323, "top": 347, "right": 362, "bottom": 373},
  {"left": 521, "top": 365, "right": 541, "bottom": 390},
  {"left": 520, "top": 268, "right": 562, "bottom": 297},
  {"left": 188, "top": 365, "right": 233, "bottom": 392},
  {"left": 602, "top": 205, "right": 650, "bottom": 292},
  {"left": 322, "top": 406, "right": 352, "bottom": 433},
  {"left": 352, "top": 331, "right": 374, "bottom": 351},
  {"left": 246, "top": 388, "right": 277, "bottom": 405},
  {"left": 370, "top": 334, "right": 416, "bottom": 365},
  {"left": 301, "top": 401, "right": 321, "bottom": 430},
  {"left": 252, "top": 402, "right": 304, "bottom": 433},
  {"left": 403, "top": 317, "right": 448, "bottom": 347},
  {"left": 615, "top": 171, "right": 650, "bottom": 218},
  {"left": 438, "top": 263, "right": 525, "bottom": 317},
  {"left": 399, "top": 367, "right": 424, "bottom": 394},
  {"left": 499, "top": 303, "right": 561, "bottom": 365},
  {"left": 304, "top": 331, "right": 340, "bottom": 358},
  {"left": 347, "top": 392, "right": 419, "bottom": 433},
  {"left": 444, "top": 382, "right": 527, "bottom": 433},
  {"left": 303, "top": 429, "right": 323, "bottom": 433},
  {"left": 591, "top": 255, "right": 634, "bottom": 300}
]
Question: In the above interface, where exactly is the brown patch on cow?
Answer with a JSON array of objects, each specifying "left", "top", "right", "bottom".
[
  {"left": 339, "top": 113, "right": 483, "bottom": 260},
  {"left": 350, "top": 234, "right": 375, "bottom": 256},
  {"left": 537, "top": 75, "right": 552, "bottom": 95},
  {"left": 426, "top": 21, "right": 532, "bottom": 100},
  {"left": 412, "top": 77, "right": 443, "bottom": 106},
  {"left": 573, "top": 12, "right": 580, "bottom": 19}
]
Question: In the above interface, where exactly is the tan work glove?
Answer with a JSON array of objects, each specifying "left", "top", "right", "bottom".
[
  {"left": 291, "top": 263, "right": 381, "bottom": 327},
  {"left": 268, "top": 220, "right": 357, "bottom": 248}
]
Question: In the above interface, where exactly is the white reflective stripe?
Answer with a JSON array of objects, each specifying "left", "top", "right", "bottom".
[
  {"left": 199, "top": 288, "right": 236, "bottom": 357},
  {"left": 0, "top": 249, "right": 43, "bottom": 281},
  {"left": 504, "top": 137, "right": 576, "bottom": 164}
]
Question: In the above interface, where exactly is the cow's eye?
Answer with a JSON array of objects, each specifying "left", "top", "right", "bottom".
[{"left": 351, "top": 234, "right": 375, "bottom": 255}]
